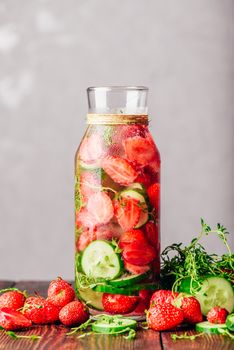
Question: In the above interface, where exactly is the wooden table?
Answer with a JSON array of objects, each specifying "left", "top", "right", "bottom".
[{"left": 0, "top": 281, "right": 232, "bottom": 350}]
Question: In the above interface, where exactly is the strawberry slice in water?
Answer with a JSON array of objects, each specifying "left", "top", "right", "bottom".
[
  {"left": 124, "top": 261, "right": 150, "bottom": 275},
  {"left": 122, "top": 244, "right": 156, "bottom": 266},
  {"left": 80, "top": 172, "right": 100, "bottom": 203},
  {"left": 87, "top": 192, "right": 114, "bottom": 225},
  {"left": 76, "top": 229, "right": 97, "bottom": 251},
  {"left": 123, "top": 136, "right": 157, "bottom": 166},
  {"left": 113, "top": 197, "right": 141, "bottom": 231},
  {"left": 147, "top": 183, "right": 160, "bottom": 214},
  {"left": 79, "top": 134, "right": 104, "bottom": 162},
  {"left": 102, "top": 156, "right": 138, "bottom": 185},
  {"left": 119, "top": 229, "right": 147, "bottom": 248},
  {"left": 76, "top": 208, "right": 97, "bottom": 229}
]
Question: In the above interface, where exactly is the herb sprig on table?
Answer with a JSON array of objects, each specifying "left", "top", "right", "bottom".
[{"left": 160, "top": 219, "right": 233, "bottom": 293}]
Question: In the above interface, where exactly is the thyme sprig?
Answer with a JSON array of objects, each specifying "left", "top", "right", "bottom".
[
  {"left": 161, "top": 219, "right": 233, "bottom": 293},
  {"left": 0, "top": 326, "right": 41, "bottom": 342}
]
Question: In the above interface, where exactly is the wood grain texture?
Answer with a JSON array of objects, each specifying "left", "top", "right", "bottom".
[
  {"left": 0, "top": 282, "right": 233, "bottom": 350},
  {"left": 161, "top": 330, "right": 234, "bottom": 350}
]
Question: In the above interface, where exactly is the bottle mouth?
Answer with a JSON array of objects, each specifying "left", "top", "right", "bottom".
[{"left": 87, "top": 86, "right": 149, "bottom": 92}]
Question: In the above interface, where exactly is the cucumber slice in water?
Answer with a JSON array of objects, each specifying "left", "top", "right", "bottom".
[
  {"left": 121, "top": 189, "right": 149, "bottom": 228},
  {"left": 226, "top": 313, "right": 234, "bottom": 331},
  {"left": 78, "top": 287, "right": 104, "bottom": 310},
  {"left": 194, "top": 277, "right": 234, "bottom": 316},
  {"left": 195, "top": 321, "right": 227, "bottom": 334},
  {"left": 93, "top": 282, "right": 159, "bottom": 295},
  {"left": 81, "top": 240, "right": 123, "bottom": 280},
  {"left": 109, "top": 273, "right": 148, "bottom": 287},
  {"left": 92, "top": 316, "right": 137, "bottom": 334}
]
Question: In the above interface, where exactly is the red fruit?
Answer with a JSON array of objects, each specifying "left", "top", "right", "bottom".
[
  {"left": 123, "top": 136, "right": 157, "bottom": 166},
  {"left": 113, "top": 197, "right": 141, "bottom": 231},
  {"left": 87, "top": 192, "right": 114, "bottom": 225},
  {"left": 147, "top": 183, "right": 160, "bottom": 213},
  {"left": 132, "top": 290, "right": 152, "bottom": 314},
  {"left": 207, "top": 306, "right": 228, "bottom": 324},
  {"left": 76, "top": 229, "right": 96, "bottom": 251},
  {"left": 123, "top": 244, "right": 156, "bottom": 266},
  {"left": 113, "top": 125, "right": 146, "bottom": 144},
  {"left": 102, "top": 156, "right": 138, "bottom": 185},
  {"left": 124, "top": 261, "right": 150, "bottom": 275},
  {"left": 135, "top": 170, "right": 151, "bottom": 188},
  {"left": 23, "top": 297, "right": 59, "bottom": 324},
  {"left": 59, "top": 300, "right": 89, "bottom": 326},
  {"left": 0, "top": 308, "right": 32, "bottom": 330},
  {"left": 0, "top": 291, "right": 26, "bottom": 311},
  {"left": 119, "top": 229, "right": 147, "bottom": 248},
  {"left": 95, "top": 223, "right": 123, "bottom": 241},
  {"left": 76, "top": 208, "right": 97, "bottom": 229},
  {"left": 150, "top": 290, "right": 179, "bottom": 306},
  {"left": 179, "top": 296, "right": 203, "bottom": 324},
  {"left": 147, "top": 304, "right": 184, "bottom": 331},
  {"left": 47, "top": 277, "right": 75, "bottom": 308},
  {"left": 102, "top": 293, "right": 139, "bottom": 314},
  {"left": 79, "top": 134, "right": 104, "bottom": 162},
  {"left": 80, "top": 172, "right": 100, "bottom": 203},
  {"left": 144, "top": 221, "right": 159, "bottom": 248}
]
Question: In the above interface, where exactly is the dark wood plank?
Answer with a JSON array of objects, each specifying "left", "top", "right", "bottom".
[
  {"left": 0, "top": 280, "right": 15, "bottom": 290},
  {"left": 161, "top": 329, "right": 233, "bottom": 350},
  {"left": 13, "top": 281, "right": 49, "bottom": 297},
  {"left": 0, "top": 325, "right": 161, "bottom": 350}
]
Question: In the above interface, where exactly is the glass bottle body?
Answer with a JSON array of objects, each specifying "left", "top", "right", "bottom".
[{"left": 74, "top": 87, "right": 160, "bottom": 318}]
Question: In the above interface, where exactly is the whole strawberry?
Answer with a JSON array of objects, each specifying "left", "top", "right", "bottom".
[
  {"left": 150, "top": 290, "right": 178, "bottom": 306},
  {"left": 0, "top": 290, "right": 26, "bottom": 311},
  {"left": 23, "top": 296, "right": 59, "bottom": 324},
  {"left": 0, "top": 307, "right": 32, "bottom": 330},
  {"left": 207, "top": 306, "right": 228, "bottom": 324},
  {"left": 147, "top": 304, "right": 184, "bottom": 331},
  {"left": 59, "top": 300, "right": 89, "bottom": 326},
  {"left": 47, "top": 277, "right": 75, "bottom": 308},
  {"left": 179, "top": 296, "right": 203, "bottom": 324},
  {"left": 102, "top": 293, "right": 139, "bottom": 314}
]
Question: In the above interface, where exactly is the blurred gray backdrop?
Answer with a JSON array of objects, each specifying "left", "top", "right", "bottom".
[{"left": 0, "top": 0, "right": 233, "bottom": 280}]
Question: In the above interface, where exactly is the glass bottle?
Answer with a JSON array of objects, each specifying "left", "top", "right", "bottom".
[{"left": 74, "top": 86, "right": 160, "bottom": 319}]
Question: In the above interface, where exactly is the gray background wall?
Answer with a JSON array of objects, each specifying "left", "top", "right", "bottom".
[{"left": 0, "top": 0, "right": 233, "bottom": 280}]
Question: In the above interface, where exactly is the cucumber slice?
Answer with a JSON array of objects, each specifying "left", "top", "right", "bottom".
[
  {"left": 195, "top": 321, "right": 227, "bottom": 334},
  {"left": 226, "top": 313, "right": 234, "bottom": 331},
  {"left": 109, "top": 273, "right": 148, "bottom": 287},
  {"left": 194, "top": 277, "right": 234, "bottom": 316},
  {"left": 93, "top": 282, "right": 159, "bottom": 295},
  {"left": 92, "top": 316, "right": 137, "bottom": 334},
  {"left": 120, "top": 189, "right": 149, "bottom": 228},
  {"left": 81, "top": 240, "right": 123, "bottom": 280},
  {"left": 77, "top": 287, "right": 104, "bottom": 310},
  {"left": 79, "top": 160, "right": 100, "bottom": 170},
  {"left": 179, "top": 276, "right": 234, "bottom": 316}
]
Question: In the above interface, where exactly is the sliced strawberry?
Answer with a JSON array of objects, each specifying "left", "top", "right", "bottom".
[
  {"left": 76, "top": 208, "right": 97, "bottom": 229},
  {"left": 144, "top": 221, "right": 159, "bottom": 248},
  {"left": 87, "top": 192, "right": 114, "bottom": 225},
  {"left": 112, "top": 125, "right": 146, "bottom": 144},
  {"left": 102, "top": 156, "right": 138, "bottom": 185},
  {"left": 147, "top": 183, "right": 160, "bottom": 214},
  {"left": 122, "top": 243, "right": 156, "bottom": 266},
  {"left": 95, "top": 222, "right": 123, "bottom": 241},
  {"left": 102, "top": 293, "right": 139, "bottom": 314},
  {"left": 119, "top": 229, "right": 147, "bottom": 249},
  {"left": 135, "top": 170, "right": 151, "bottom": 188},
  {"left": 113, "top": 197, "right": 141, "bottom": 231},
  {"left": 124, "top": 261, "right": 150, "bottom": 275},
  {"left": 79, "top": 134, "right": 105, "bottom": 162},
  {"left": 80, "top": 172, "right": 100, "bottom": 203},
  {"left": 76, "top": 229, "right": 97, "bottom": 251},
  {"left": 123, "top": 136, "right": 157, "bottom": 166},
  {"left": 0, "top": 308, "right": 32, "bottom": 330}
]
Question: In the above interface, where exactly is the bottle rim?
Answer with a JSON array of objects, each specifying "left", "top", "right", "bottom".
[{"left": 87, "top": 86, "right": 148, "bottom": 92}]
